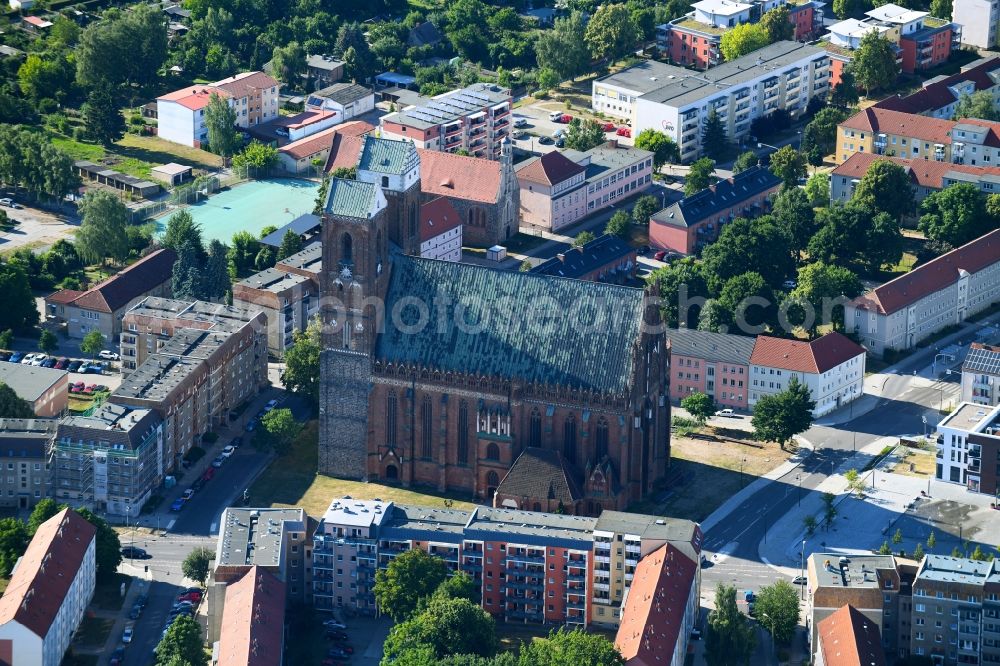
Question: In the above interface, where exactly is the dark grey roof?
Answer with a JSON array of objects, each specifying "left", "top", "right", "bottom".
[
  {"left": 58, "top": 403, "right": 162, "bottom": 451},
  {"left": 963, "top": 344, "right": 1000, "bottom": 375},
  {"left": 0, "top": 419, "right": 57, "bottom": 458},
  {"left": 596, "top": 59, "right": 691, "bottom": 96},
  {"left": 306, "top": 54, "right": 343, "bottom": 71},
  {"left": 375, "top": 255, "right": 647, "bottom": 394},
  {"left": 407, "top": 21, "right": 444, "bottom": 47},
  {"left": 667, "top": 328, "right": 756, "bottom": 366},
  {"left": 650, "top": 166, "right": 781, "bottom": 229},
  {"left": 275, "top": 242, "right": 322, "bottom": 274},
  {"left": 531, "top": 234, "right": 635, "bottom": 279},
  {"left": 310, "top": 82, "right": 373, "bottom": 106},
  {"left": 496, "top": 448, "right": 583, "bottom": 503},
  {"left": 260, "top": 213, "right": 320, "bottom": 247}
]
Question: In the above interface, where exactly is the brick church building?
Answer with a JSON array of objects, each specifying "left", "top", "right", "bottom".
[{"left": 318, "top": 136, "right": 671, "bottom": 515}]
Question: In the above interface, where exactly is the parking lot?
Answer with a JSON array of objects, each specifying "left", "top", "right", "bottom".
[
  {"left": 0, "top": 199, "right": 78, "bottom": 252},
  {"left": 510, "top": 100, "right": 634, "bottom": 155}
]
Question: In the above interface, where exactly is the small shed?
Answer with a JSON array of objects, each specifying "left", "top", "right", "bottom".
[
  {"left": 150, "top": 163, "right": 192, "bottom": 186},
  {"left": 487, "top": 245, "right": 507, "bottom": 262}
]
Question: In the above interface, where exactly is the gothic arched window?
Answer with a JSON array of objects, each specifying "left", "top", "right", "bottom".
[
  {"left": 563, "top": 415, "right": 577, "bottom": 464},
  {"left": 529, "top": 408, "right": 542, "bottom": 448},
  {"left": 595, "top": 418, "right": 609, "bottom": 461},
  {"left": 457, "top": 401, "right": 469, "bottom": 465},
  {"left": 486, "top": 442, "right": 500, "bottom": 461},
  {"left": 341, "top": 232, "right": 353, "bottom": 263},
  {"left": 386, "top": 391, "right": 397, "bottom": 447},
  {"left": 421, "top": 397, "right": 433, "bottom": 459}
]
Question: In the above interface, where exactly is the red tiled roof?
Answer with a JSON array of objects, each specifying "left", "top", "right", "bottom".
[
  {"left": 515, "top": 151, "right": 586, "bottom": 186},
  {"left": 817, "top": 605, "right": 886, "bottom": 666},
  {"left": 615, "top": 542, "right": 698, "bottom": 666},
  {"left": 22, "top": 16, "right": 53, "bottom": 28},
  {"left": 333, "top": 120, "right": 376, "bottom": 137},
  {"left": 212, "top": 71, "right": 280, "bottom": 99},
  {"left": 751, "top": 332, "right": 866, "bottom": 373},
  {"left": 284, "top": 121, "right": 374, "bottom": 163},
  {"left": 874, "top": 57, "right": 1000, "bottom": 115},
  {"left": 420, "top": 197, "right": 462, "bottom": 242},
  {"left": 45, "top": 289, "right": 85, "bottom": 305},
  {"left": 324, "top": 133, "right": 365, "bottom": 172},
  {"left": 217, "top": 567, "right": 287, "bottom": 666},
  {"left": 854, "top": 229, "right": 1000, "bottom": 314},
  {"left": 0, "top": 508, "right": 96, "bottom": 639},
  {"left": 840, "top": 108, "right": 956, "bottom": 144},
  {"left": 418, "top": 149, "right": 503, "bottom": 204},
  {"left": 158, "top": 85, "right": 231, "bottom": 111},
  {"left": 70, "top": 248, "right": 177, "bottom": 314},
  {"left": 832, "top": 152, "right": 1000, "bottom": 189},
  {"left": 955, "top": 117, "right": 1000, "bottom": 148}
]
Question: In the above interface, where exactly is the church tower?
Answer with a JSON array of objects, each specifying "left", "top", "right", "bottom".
[
  {"left": 356, "top": 135, "right": 422, "bottom": 255},
  {"left": 317, "top": 177, "right": 389, "bottom": 478}
]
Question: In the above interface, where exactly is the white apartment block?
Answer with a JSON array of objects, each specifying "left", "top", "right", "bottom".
[
  {"left": 934, "top": 402, "right": 999, "bottom": 493},
  {"left": 748, "top": 333, "right": 867, "bottom": 417},
  {"left": 845, "top": 229, "right": 1000, "bottom": 358},
  {"left": 953, "top": 0, "right": 1000, "bottom": 48},
  {"left": 419, "top": 197, "right": 463, "bottom": 262},
  {"left": 594, "top": 41, "right": 829, "bottom": 162},
  {"left": 961, "top": 343, "right": 1000, "bottom": 407}
]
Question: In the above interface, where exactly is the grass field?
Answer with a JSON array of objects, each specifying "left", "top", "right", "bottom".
[
  {"left": 74, "top": 616, "right": 113, "bottom": 649},
  {"left": 48, "top": 131, "right": 222, "bottom": 182},
  {"left": 893, "top": 447, "right": 937, "bottom": 478},
  {"left": 247, "top": 421, "right": 477, "bottom": 518}
]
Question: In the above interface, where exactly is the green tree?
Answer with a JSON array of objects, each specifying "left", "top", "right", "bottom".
[
  {"left": 162, "top": 210, "right": 205, "bottom": 261},
  {"left": 833, "top": 0, "right": 869, "bottom": 18},
  {"left": 83, "top": 85, "right": 125, "bottom": 146},
  {"left": 81, "top": 330, "right": 106, "bottom": 358},
  {"left": 255, "top": 245, "right": 276, "bottom": 271},
  {"left": 232, "top": 141, "right": 279, "bottom": 172},
  {"left": 0, "top": 517, "right": 28, "bottom": 577},
  {"left": 717, "top": 271, "right": 776, "bottom": 332},
  {"left": 76, "top": 4, "right": 167, "bottom": 89},
  {"left": 631, "top": 195, "right": 661, "bottom": 225},
  {"left": 155, "top": 614, "right": 208, "bottom": 666},
  {"left": 845, "top": 468, "right": 865, "bottom": 496},
  {"left": 705, "top": 584, "right": 756, "bottom": 666},
  {"left": 919, "top": 182, "right": 992, "bottom": 247},
  {"left": 255, "top": 408, "right": 302, "bottom": 453},
  {"left": 572, "top": 231, "right": 596, "bottom": 248},
  {"left": 271, "top": 41, "right": 306, "bottom": 86},
  {"left": 752, "top": 376, "right": 815, "bottom": 449},
  {"left": 536, "top": 67, "right": 560, "bottom": 91},
  {"left": 701, "top": 216, "right": 795, "bottom": 293},
  {"left": 584, "top": 4, "right": 638, "bottom": 63},
  {"left": 700, "top": 111, "right": 729, "bottom": 161},
  {"left": 50, "top": 16, "right": 81, "bottom": 47},
  {"left": 913, "top": 542, "right": 926, "bottom": 560},
  {"left": 281, "top": 317, "right": 321, "bottom": 409},
  {"left": 804, "top": 172, "right": 830, "bottom": 207},
  {"left": 634, "top": 129, "right": 679, "bottom": 169},
  {"left": 866, "top": 211, "right": 904, "bottom": 273},
  {"left": 202, "top": 240, "right": 231, "bottom": 301},
  {"left": 75, "top": 191, "right": 129, "bottom": 265},
  {"left": 382, "top": 596, "right": 498, "bottom": 664},
  {"left": 971, "top": 544, "right": 990, "bottom": 561},
  {"left": 927, "top": 531, "right": 937, "bottom": 549},
  {"left": 374, "top": 549, "right": 450, "bottom": 621},
  {"left": 760, "top": 6, "right": 794, "bottom": 42},
  {"left": 0, "top": 383, "right": 34, "bottom": 419},
  {"left": 0, "top": 330, "right": 11, "bottom": 351},
  {"left": 518, "top": 627, "right": 625, "bottom": 666},
  {"left": 772, "top": 186, "right": 816, "bottom": 259},
  {"left": 822, "top": 492, "right": 837, "bottom": 530},
  {"left": 432, "top": 572, "right": 478, "bottom": 605},
  {"left": 892, "top": 527, "right": 903, "bottom": 544},
  {"left": 685, "top": 157, "right": 717, "bottom": 196},
  {"left": 803, "top": 515, "right": 817, "bottom": 536},
  {"left": 953, "top": 90, "right": 999, "bottom": 121},
  {"left": 681, "top": 392, "right": 716, "bottom": 424},
  {"left": 18, "top": 53, "right": 75, "bottom": 104},
  {"left": 791, "top": 262, "right": 862, "bottom": 332},
  {"left": 605, "top": 211, "right": 631, "bottom": 239},
  {"left": 768, "top": 145, "right": 807, "bottom": 187},
  {"left": 733, "top": 150, "right": 759, "bottom": 174},
  {"left": 720, "top": 23, "right": 770, "bottom": 61},
  {"left": 38, "top": 329, "right": 58, "bottom": 354},
  {"left": 181, "top": 547, "right": 213, "bottom": 584},
  {"left": 172, "top": 240, "right": 204, "bottom": 301},
  {"left": 852, "top": 31, "right": 900, "bottom": 95},
  {"left": 204, "top": 93, "right": 240, "bottom": 157},
  {"left": 27, "top": 498, "right": 63, "bottom": 536},
  {"left": 831, "top": 67, "right": 860, "bottom": 107},
  {"left": 754, "top": 580, "right": 800, "bottom": 644},
  {"left": 648, "top": 258, "right": 708, "bottom": 328},
  {"left": 879, "top": 541, "right": 892, "bottom": 555},
  {"left": 854, "top": 160, "right": 914, "bottom": 220},
  {"left": 535, "top": 12, "right": 591, "bottom": 81},
  {"left": 930, "top": 0, "right": 953, "bottom": 22},
  {"left": 277, "top": 229, "right": 303, "bottom": 261},
  {"left": 0, "top": 263, "right": 39, "bottom": 332},
  {"left": 564, "top": 118, "right": 605, "bottom": 152},
  {"left": 228, "top": 231, "right": 261, "bottom": 279},
  {"left": 76, "top": 507, "right": 121, "bottom": 581}
]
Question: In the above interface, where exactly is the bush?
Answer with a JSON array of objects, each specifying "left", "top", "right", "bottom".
[
  {"left": 184, "top": 446, "right": 206, "bottom": 463},
  {"left": 141, "top": 494, "right": 164, "bottom": 514},
  {"left": 201, "top": 432, "right": 219, "bottom": 444}
]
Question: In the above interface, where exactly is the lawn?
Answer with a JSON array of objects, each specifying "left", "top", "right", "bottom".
[
  {"left": 73, "top": 615, "right": 113, "bottom": 649},
  {"left": 116, "top": 134, "right": 223, "bottom": 171},
  {"left": 247, "top": 421, "right": 477, "bottom": 518},
  {"left": 92, "top": 573, "right": 131, "bottom": 612},
  {"left": 893, "top": 447, "right": 937, "bottom": 478}
]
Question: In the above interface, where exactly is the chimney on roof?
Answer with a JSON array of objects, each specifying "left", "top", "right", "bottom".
[{"left": 557, "top": 253, "right": 566, "bottom": 262}]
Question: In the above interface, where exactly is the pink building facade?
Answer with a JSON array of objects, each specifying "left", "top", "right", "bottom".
[{"left": 668, "top": 329, "right": 755, "bottom": 410}]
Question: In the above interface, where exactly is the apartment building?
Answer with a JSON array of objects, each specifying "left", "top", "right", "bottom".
[
  {"left": 837, "top": 108, "right": 1000, "bottom": 165},
  {"left": 962, "top": 343, "right": 1000, "bottom": 406},
  {"left": 119, "top": 297, "right": 267, "bottom": 374},
  {"left": 910, "top": 555, "right": 993, "bottom": 664},
  {"left": 749, "top": 332, "right": 867, "bottom": 417},
  {"left": 419, "top": 197, "right": 462, "bottom": 262},
  {"left": 875, "top": 57, "right": 1000, "bottom": 120},
  {"left": 215, "top": 566, "right": 286, "bottom": 666},
  {"left": 649, "top": 165, "right": 782, "bottom": 255},
  {"left": 934, "top": 402, "right": 1000, "bottom": 494},
  {"left": 667, "top": 328, "right": 755, "bottom": 410},
  {"left": 52, "top": 404, "right": 163, "bottom": 518},
  {"left": 233, "top": 266, "right": 317, "bottom": 355},
  {"left": 831, "top": 153, "right": 1000, "bottom": 208},
  {"left": 214, "top": 508, "right": 311, "bottom": 602},
  {"left": 0, "top": 509, "right": 96, "bottom": 666},
  {"left": 595, "top": 42, "right": 829, "bottom": 163},
  {"left": 953, "top": 0, "right": 1000, "bottom": 48},
  {"left": 157, "top": 71, "right": 280, "bottom": 148},
  {"left": 112, "top": 326, "right": 266, "bottom": 467},
  {"left": 0, "top": 364, "right": 68, "bottom": 417},
  {"left": 311, "top": 499, "right": 702, "bottom": 629},
  {"left": 516, "top": 142, "right": 654, "bottom": 232},
  {"left": 815, "top": 604, "right": 888, "bottom": 666},
  {"left": 44, "top": 248, "right": 176, "bottom": 341},
  {"left": 305, "top": 54, "right": 343, "bottom": 88},
  {"left": 655, "top": 0, "right": 823, "bottom": 70},
  {"left": 530, "top": 234, "right": 637, "bottom": 284},
  {"left": 379, "top": 83, "right": 512, "bottom": 160},
  {"left": 844, "top": 229, "right": 1000, "bottom": 357},
  {"left": 0, "top": 419, "right": 55, "bottom": 510}
]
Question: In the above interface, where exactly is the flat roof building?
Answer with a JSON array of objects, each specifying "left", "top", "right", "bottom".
[{"left": 0, "top": 364, "right": 68, "bottom": 418}]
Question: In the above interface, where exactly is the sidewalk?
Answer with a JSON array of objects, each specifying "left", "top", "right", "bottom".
[{"left": 87, "top": 566, "right": 151, "bottom": 661}]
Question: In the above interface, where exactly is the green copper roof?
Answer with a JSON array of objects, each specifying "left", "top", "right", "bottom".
[
  {"left": 325, "top": 178, "right": 381, "bottom": 219},
  {"left": 376, "top": 256, "right": 646, "bottom": 394},
  {"left": 357, "top": 136, "right": 418, "bottom": 175}
]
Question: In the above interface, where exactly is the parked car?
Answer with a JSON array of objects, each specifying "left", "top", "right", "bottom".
[
  {"left": 31, "top": 354, "right": 50, "bottom": 366},
  {"left": 69, "top": 382, "right": 83, "bottom": 394},
  {"left": 170, "top": 498, "right": 187, "bottom": 512},
  {"left": 109, "top": 647, "right": 125, "bottom": 666},
  {"left": 601, "top": 122, "right": 616, "bottom": 132},
  {"left": 82, "top": 385, "right": 96, "bottom": 395},
  {"left": 128, "top": 604, "right": 142, "bottom": 620},
  {"left": 551, "top": 128, "right": 566, "bottom": 139},
  {"left": 181, "top": 488, "right": 195, "bottom": 501},
  {"left": 222, "top": 445, "right": 236, "bottom": 458},
  {"left": 555, "top": 137, "right": 565, "bottom": 148},
  {"left": 173, "top": 600, "right": 195, "bottom": 610},
  {"left": 211, "top": 455, "right": 225, "bottom": 468},
  {"left": 653, "top": 250, "right": 667, "bottom": 261},
  {"left": 121, "top": 546, "right": 149, "bottom": 559},
  {"left": 245, "top": 418, "right": 257, "bottom": 432},
  {"left": 513, "top": 117, "right": 528, "bottom": 128},
  {"left": 538, "top": 135, "right": 553, "bottom": 145},
  {"left": 0, "top": 351, "right": 10, "bottom": 361},
  {"left": 323, "top": 620, "right": 347, "bottom": 630},
  {"left": 0, "top": 198, "right": 20, "bottom": 208},
  {"left": 230, "top": 436, "right": 242, "bottom": 448},
  {"left": 177, "top": 590, "right": 202, "bottom": 604},
  {"left": 98, "top": 350, "right": 120, "bottom": 361},
  {"left": 792, "top": 575, "right": 807, "bottom": 585},
  {"left": 122, "top": 624, "right": 134, "bottom": 644},
  {"left": 40, "top": 357, "right": 56, "bottom": 368},
  {"left": 548, "top": 110, "right": 564, "bottom": 121},
  {"left": 714, "top": 409, "right": 738, "bottom": 418},
  {"left": 94, "top": 384, "right": 108, "bottom": 392},
  {"left": 555, "top": 114, "right": 572, "bottom": 123},
  {"left": 201, "top": 467, "right": 215, "bottom": 483},
  {"left": 782, "top": 279, "right": 797, "bottom": 289},
  {"left": 326, "top": 629, "right": 348, "bottom": 640},
  {"left": 264, "top": 399, "right": 279, "bottom": 411},
  {"left": 53, "top": 357, "right": 68, "bottom": 369},
  {"left": 66, "top": 360, "right": 82, "bottom": 372},
  {"left": 616, "top": 126, "right": 631, "bottom": 138},
  {"left": 20, "top": 353, "right": 36, "bottom": 364},
  {"left": 8, "top": 352, "right": 23, "bottom": 363},
  {"left": 81, "top": 362, "right": 107, "bottom": 374},
  {"left": 512, "top": 130, "right": 526, "bottom": 140},
  {"left": 327, "top": 648, "right": 350, "bottom": 659}
]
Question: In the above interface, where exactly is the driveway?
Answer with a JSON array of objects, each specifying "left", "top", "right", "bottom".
[{"left": 0, "top": 202, "right": 78, "bottom": 252}]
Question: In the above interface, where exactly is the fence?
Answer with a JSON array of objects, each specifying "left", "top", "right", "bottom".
[{"left": 170, "top": 175, "right": 221, "bottom": 205}]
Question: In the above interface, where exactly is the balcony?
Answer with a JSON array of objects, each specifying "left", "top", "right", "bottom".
[
  {"left": 462, "top": 562, "right": 483, "bottom": 573},
  {"left": 506, "top": 609, "right": 544, "bottom": 621}
]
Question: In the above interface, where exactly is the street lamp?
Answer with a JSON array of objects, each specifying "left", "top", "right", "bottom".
[
  {"left": 740, "top": 457, "right": 747, "bottom": 488},
  {"left": 800, "top": 539, "right": 807, "bottom": 601},
  {"left": 796, "top": 473, "right": 802, "bottom": 507}
]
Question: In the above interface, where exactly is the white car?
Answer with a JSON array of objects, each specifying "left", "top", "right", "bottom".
[
  {"left": 122, "top": 624, "right": 134, "bottom": 643},
  {"left": 715, "top": 409, "right": 738, "bottom": 418},
  {"left": 98, "top": 350, "right": 120, "bottom": 361},
  {"left": 549, "top": 111, "right": 564, "bottom": 121},
  {"left": 20, "top": 353, "right": 35, "bottom": 365},
  {"left": 221, "top": 445, "right": 236, "bottom": 458},
  {"left": 30, "top": 354, "right": 48, "bottom": 366},
  {"left": 552, "top": 128, "right": 566, "bottom": 139},
  {"left": 513, "top": 117, "right": 528, "bottom": 128},
  {"left": 264, "top": 399, "right": 279, "bottom": 412}
]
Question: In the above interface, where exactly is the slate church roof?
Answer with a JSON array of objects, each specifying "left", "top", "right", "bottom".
[
  {"left": 496, "top": 448, "right": 583, "bottom": 503},
  {"left": 375, "top": 256, "right": 647, "bottom": 394}
]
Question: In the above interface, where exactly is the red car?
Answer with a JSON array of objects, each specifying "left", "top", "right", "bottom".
[
  {"left": 616, "top": 126, "right": 631, "bottom": 138},
  {"left": 201, "top": 467, "right": 215, "bottom": 483},
  {"left": 601, "top": 122, "right": 616, "bottom": 132},
  {"left": 654, "top": 250, "right": 667, "bottom": 261},
  {"left": 556, "top": 114, "right": 572, "bottom": 124},
  {"left": 177, "top": 591, "right": 202, "bottom": 604}
]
